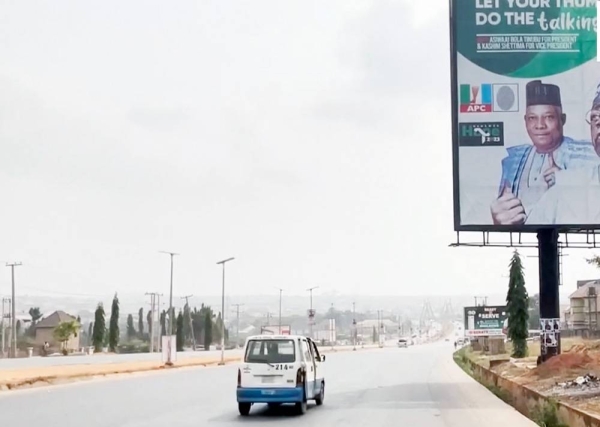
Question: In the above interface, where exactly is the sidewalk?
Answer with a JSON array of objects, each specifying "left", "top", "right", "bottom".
[{"left": 0, "top": 344, "right": 379, "bottom": 391}]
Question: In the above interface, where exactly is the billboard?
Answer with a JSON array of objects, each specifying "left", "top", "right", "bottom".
[
  {"left": 260, "top": 325, "right": 291, "bottom": 335},
  {"left": 451, "top": 0, "right": 600, "bottom": 231},
  {"left": 463, "top": 306, "right": 507, "bottom": 337}
]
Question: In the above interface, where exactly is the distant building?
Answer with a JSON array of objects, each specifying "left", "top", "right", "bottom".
[
  {"left": 356, "top": 319, "right": 398, "bottom": 341},
  {"left": 568, "top": 280, "right": 600, "bottom": 330},
  {"left": 34, "top": 310, "right": 81, "bottom": 350}
]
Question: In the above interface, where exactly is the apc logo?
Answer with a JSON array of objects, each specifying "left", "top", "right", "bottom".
[
  {"left": 460, "top": 84, "right": 492, "bottom": 113},
  {"left": 459, "top": 122, "right": 504, "bottom": 147},
  {"left": 460, "top": 84, "right": 519, "bottom": 113}
]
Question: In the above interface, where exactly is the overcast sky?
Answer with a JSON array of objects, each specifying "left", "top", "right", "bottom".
[{"left": 0, "top": 0, "right": 598, "bottom": 305}]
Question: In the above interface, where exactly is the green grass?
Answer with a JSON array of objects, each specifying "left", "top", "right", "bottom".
[
  {"left": 530, "top": 400, "right": 568, "bottom": 427},
  {"left": 486, "top": 384, "right": 512, "bottom": 404},
  {"left": 453, "top": 347, "right": 474, "bottom": 376}
]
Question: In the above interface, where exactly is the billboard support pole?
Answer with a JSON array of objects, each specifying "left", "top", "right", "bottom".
[{"left": 537, "top": 229, "right": 561, "bottom": 364}]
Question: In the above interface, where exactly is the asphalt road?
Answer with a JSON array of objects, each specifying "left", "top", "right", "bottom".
[{"left": 0, "top": 341, "right": 536, "bottom": 427}]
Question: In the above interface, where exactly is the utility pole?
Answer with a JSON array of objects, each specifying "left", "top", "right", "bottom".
[
  {"left": 159, "top": 252, "right": 178, "bottom": 365},
  {"left": 306, "top": 286, "right": 319, "bottom": 339},
  {"left": 232, "top": 303, "right": 244, "bottom": 347},
  {"left": 6, "top": 263, "right": 21, "bottom": 358},
  {"left": 352, "top": 301, "right": 356, "bottom": 351},
  {"left": 275, "top": 288, "right": 284, "bottom": 334},
  {"left": 217, "top": 257, "right": 235, "bottom": 365},
  {"left": 145, "top": 292, "right": 162, "bottom": 352},
  {"left": 474, "top": 296, "right": 488, "bottom": 307},
  {"left": 181, "top": 295, "right": 196, "bottom": 350}
]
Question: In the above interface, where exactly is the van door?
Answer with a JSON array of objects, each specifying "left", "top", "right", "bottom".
[
  {"left": 300, "top": 338, "right": 316, "bottom": 399},
  {"left": 242, "top": 338, "right": 298, "bottom": 388},
  {"left": 309, "top": 339, "right": 324, "bottom": 389}
]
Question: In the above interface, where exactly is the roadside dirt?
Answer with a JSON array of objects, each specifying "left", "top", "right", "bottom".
[{"left": 469, "top": 338, "right": 600, "bottom": 416}]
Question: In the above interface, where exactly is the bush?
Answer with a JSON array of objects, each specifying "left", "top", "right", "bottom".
[
  {"left": 118, "top": 340, "right": 149, "bottom": 354},
  {"left": 61, "top": 348, "right": 68, "bottom": 356},
  {"left": 531, "top": 400, "right": 568, "bottom": 427}
]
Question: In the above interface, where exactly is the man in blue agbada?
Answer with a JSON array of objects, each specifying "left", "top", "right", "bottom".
[{"left": 490, "top": 80, "right": 599, "bottom": 225}]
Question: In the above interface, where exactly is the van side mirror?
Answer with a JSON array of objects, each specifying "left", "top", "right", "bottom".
[{"left": 320, "top": 355, "right": 326, "bottom": 362}]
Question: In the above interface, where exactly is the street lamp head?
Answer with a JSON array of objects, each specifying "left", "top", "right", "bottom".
[
  {"left": 306, "top": 286, "right": 319, "bottom": 291},
  {"left": 159, "top": 251, "right": 179, "bottom": 256},
  {"left": 217, "top": 257, "right": 235, "bottom": 265}
]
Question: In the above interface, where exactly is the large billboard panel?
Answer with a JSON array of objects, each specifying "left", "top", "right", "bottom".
[
  {"left": 463, "top": 305, "right": 507, "bottom": 337},
  {"left": 451, "top": 0, "right": 600, "bottom": 231}
]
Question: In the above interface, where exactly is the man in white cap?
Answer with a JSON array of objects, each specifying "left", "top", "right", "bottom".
[{"left": 490, "top": 80, "right": 598, "bottom": 225}]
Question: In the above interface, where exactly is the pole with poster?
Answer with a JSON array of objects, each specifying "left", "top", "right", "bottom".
[{"left": 161, "top": 335, "right": 177, "bottom": 364}]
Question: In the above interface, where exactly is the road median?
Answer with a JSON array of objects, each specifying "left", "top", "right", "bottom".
[{"left": 0, "top": 344, "right": 380, "bottom": 391}]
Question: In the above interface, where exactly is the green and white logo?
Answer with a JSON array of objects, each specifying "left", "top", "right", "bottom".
[{"left": 459, "top": 122, "right": 504, "bottom": 146}]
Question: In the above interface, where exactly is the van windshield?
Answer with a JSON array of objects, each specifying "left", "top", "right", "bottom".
[{"left": 245, "top": 339, "right": 296, "bottom": 364}]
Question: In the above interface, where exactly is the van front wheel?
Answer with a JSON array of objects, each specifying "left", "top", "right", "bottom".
[{"left": 238, "top": 403, "right": 251, "bottom": 416}]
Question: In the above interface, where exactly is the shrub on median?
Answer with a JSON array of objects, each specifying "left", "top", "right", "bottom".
[{"left": 118, "top": 340, "right": 150, "bottom": 354}]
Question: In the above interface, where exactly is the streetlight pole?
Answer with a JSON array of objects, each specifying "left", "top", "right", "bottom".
[
  {"left": 159, "top": 251, "right": 178, "bottom": 365},
  {"left": 306, "top": 286, "right": 319, "bottom": 338},
  {"left": 217, "top": 257, "right": 235, "bottom": 365}
]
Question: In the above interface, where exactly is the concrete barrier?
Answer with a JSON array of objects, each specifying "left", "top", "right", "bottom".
[{"left": 466, "top": 358, "right": 600, "bottom": 427}]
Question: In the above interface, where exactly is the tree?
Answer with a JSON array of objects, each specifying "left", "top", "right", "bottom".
[
  {"left": 160, "top": 310, "right": 166, "bottom": 336},
  {"left": 88, "top": 322, "right": 94, "bottom": 345},
  {"left": 204, "top": 310, "right": 213, "bottom": 350},
  {"left": 183, "top": 304, "right": 192, "bottom": 344},
  {"left": 146, "top": 309, "right": 153, "bottom": 341},
  {"left": 176, "top": 311, "right": 184, "bottom": 351},
  {"left": 191, "top": 304, "right": 212, "bottom": 346},
  {"left": 213, "top": 312, "right": 223, "bottom": 344},
  {"left": 506, "top": 250, "right": 529, "bottom": 358},
  {"left": 108, "top": 293, "right": 120, "bottom": 352},
  {"left": 138, "top": 307, "right": 144, "bottom": 338},
  {"left": 587, "top": 255, "right": 600, "bottom": 268},
  {"left": 528, "top": 294, "right": 541, "bottom": 330},
  {"left": 27, "top": 307, "right": 43, "bottom": 337},
  {"left": 53, "top": 321, "right": 79, "bottom": 352},
  {"left": 92, "top": 303, "right": 106, "bottom": 352},
  {"left": 126, "top": 314, "right": 136, "bottom": 340}
]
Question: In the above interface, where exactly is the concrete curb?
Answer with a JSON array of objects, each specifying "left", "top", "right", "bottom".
[
  {"left": 462, "top": 355, "right": 600, "bottom": 427},
  {"left": 0, "top": 344, "right": 381, "bottom": 392}
]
